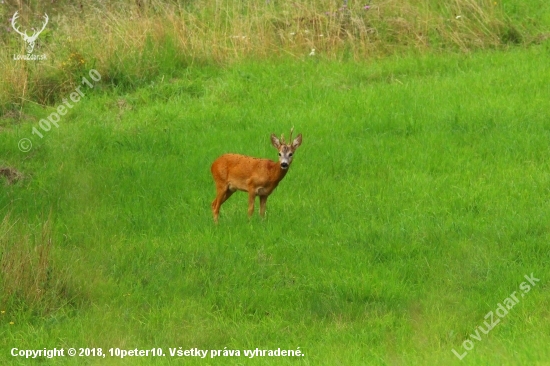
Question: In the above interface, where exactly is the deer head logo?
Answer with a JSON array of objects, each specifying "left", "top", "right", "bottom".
[{"left": 11, "top": 11, "right": 49, "bottom": 54}]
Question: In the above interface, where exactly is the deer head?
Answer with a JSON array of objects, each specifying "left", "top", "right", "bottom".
[
  {"left": 270, "top": 127, "right": 302, "bottom": 170},
  {"left": 11, "top": 11, "right": 49, "bottom": 54}
]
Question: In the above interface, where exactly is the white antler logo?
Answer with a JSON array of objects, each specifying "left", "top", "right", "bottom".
[{"left": 11, "top": 11, "right": 49, "bottom": 54}]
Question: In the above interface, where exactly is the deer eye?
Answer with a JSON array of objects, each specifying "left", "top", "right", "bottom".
[
  {"left": 289, "top": 153, "right": 293, "bottom": 157},
  {"left": 278, "top": 153, "right": 282, "bottom": 157}
]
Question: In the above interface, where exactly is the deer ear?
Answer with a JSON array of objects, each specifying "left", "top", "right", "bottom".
[
  {"left": 270, "top": 134, "right": 281, "bottom": 149},
  {"left": 291, "top": 134, "right": 302, "bottom": 150}
]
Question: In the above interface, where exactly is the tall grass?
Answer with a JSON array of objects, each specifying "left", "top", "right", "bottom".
[
  {"left": 0, "top": 0, "right": 546, "bottom": 113},
  {"left": 0, "top": 213, "right": 81, "bottom": 315}
]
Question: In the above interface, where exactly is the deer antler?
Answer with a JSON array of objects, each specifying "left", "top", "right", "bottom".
[
  {"left": 289, "top": 126, "right": 294, "bottom": 143},
  {"left": 11, "top": 11, "right": 28, "bottom": 38}
]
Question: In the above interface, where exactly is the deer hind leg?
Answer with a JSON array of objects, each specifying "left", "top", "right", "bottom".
[
  {"left": 247, "top": 190, "right": 256, "bottom": 218},
  {"left": 212, "top": 184, "right": 234, "bottom": 223},
  {"left": 259, "top": 195, "right": 268, "bottom": 218}
]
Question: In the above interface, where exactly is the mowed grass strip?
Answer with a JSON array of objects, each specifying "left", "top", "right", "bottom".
[{"left": 1, "top": 46, "right": 549, "bottom": 364}]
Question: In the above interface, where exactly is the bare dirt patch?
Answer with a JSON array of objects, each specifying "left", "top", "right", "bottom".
[{"left": 0, "top": 166, "right": 24, "bottom": 185}]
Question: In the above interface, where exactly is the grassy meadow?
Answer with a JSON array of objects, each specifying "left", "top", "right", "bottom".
[{"left": 1, "top": 0, "right": 550, "bottom": 365}]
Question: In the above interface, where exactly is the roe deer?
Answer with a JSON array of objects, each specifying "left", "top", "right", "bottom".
[{"left": 211, "top": 128, "right": 303, "bottom": 223}]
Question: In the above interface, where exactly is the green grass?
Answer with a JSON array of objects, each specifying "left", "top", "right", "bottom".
[
  {"left": 1, "top": 44, "right": 550, "bottom": 364},
  {"left": 3, "top": 0, "right": 550, "bottom": 111}
]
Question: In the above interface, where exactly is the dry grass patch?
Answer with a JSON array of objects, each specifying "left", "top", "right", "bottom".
[
  {"left": 0, "top": 214, "right": 82, "bottom": 315},
  {"left": 0, "top": 166, "right": 23, "bottom": 185}
]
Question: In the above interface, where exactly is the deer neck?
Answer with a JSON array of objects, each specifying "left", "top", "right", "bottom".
[{"left": 270, "top": 162, "right": 289, "bottom": 184}]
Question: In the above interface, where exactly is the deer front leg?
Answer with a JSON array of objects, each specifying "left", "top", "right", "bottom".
[
  {"left": 247, "top": 190, "right": 256, "bottom": 218},
  {"left": 259, "top": 195, "right": 268, "bottom": 218}
]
